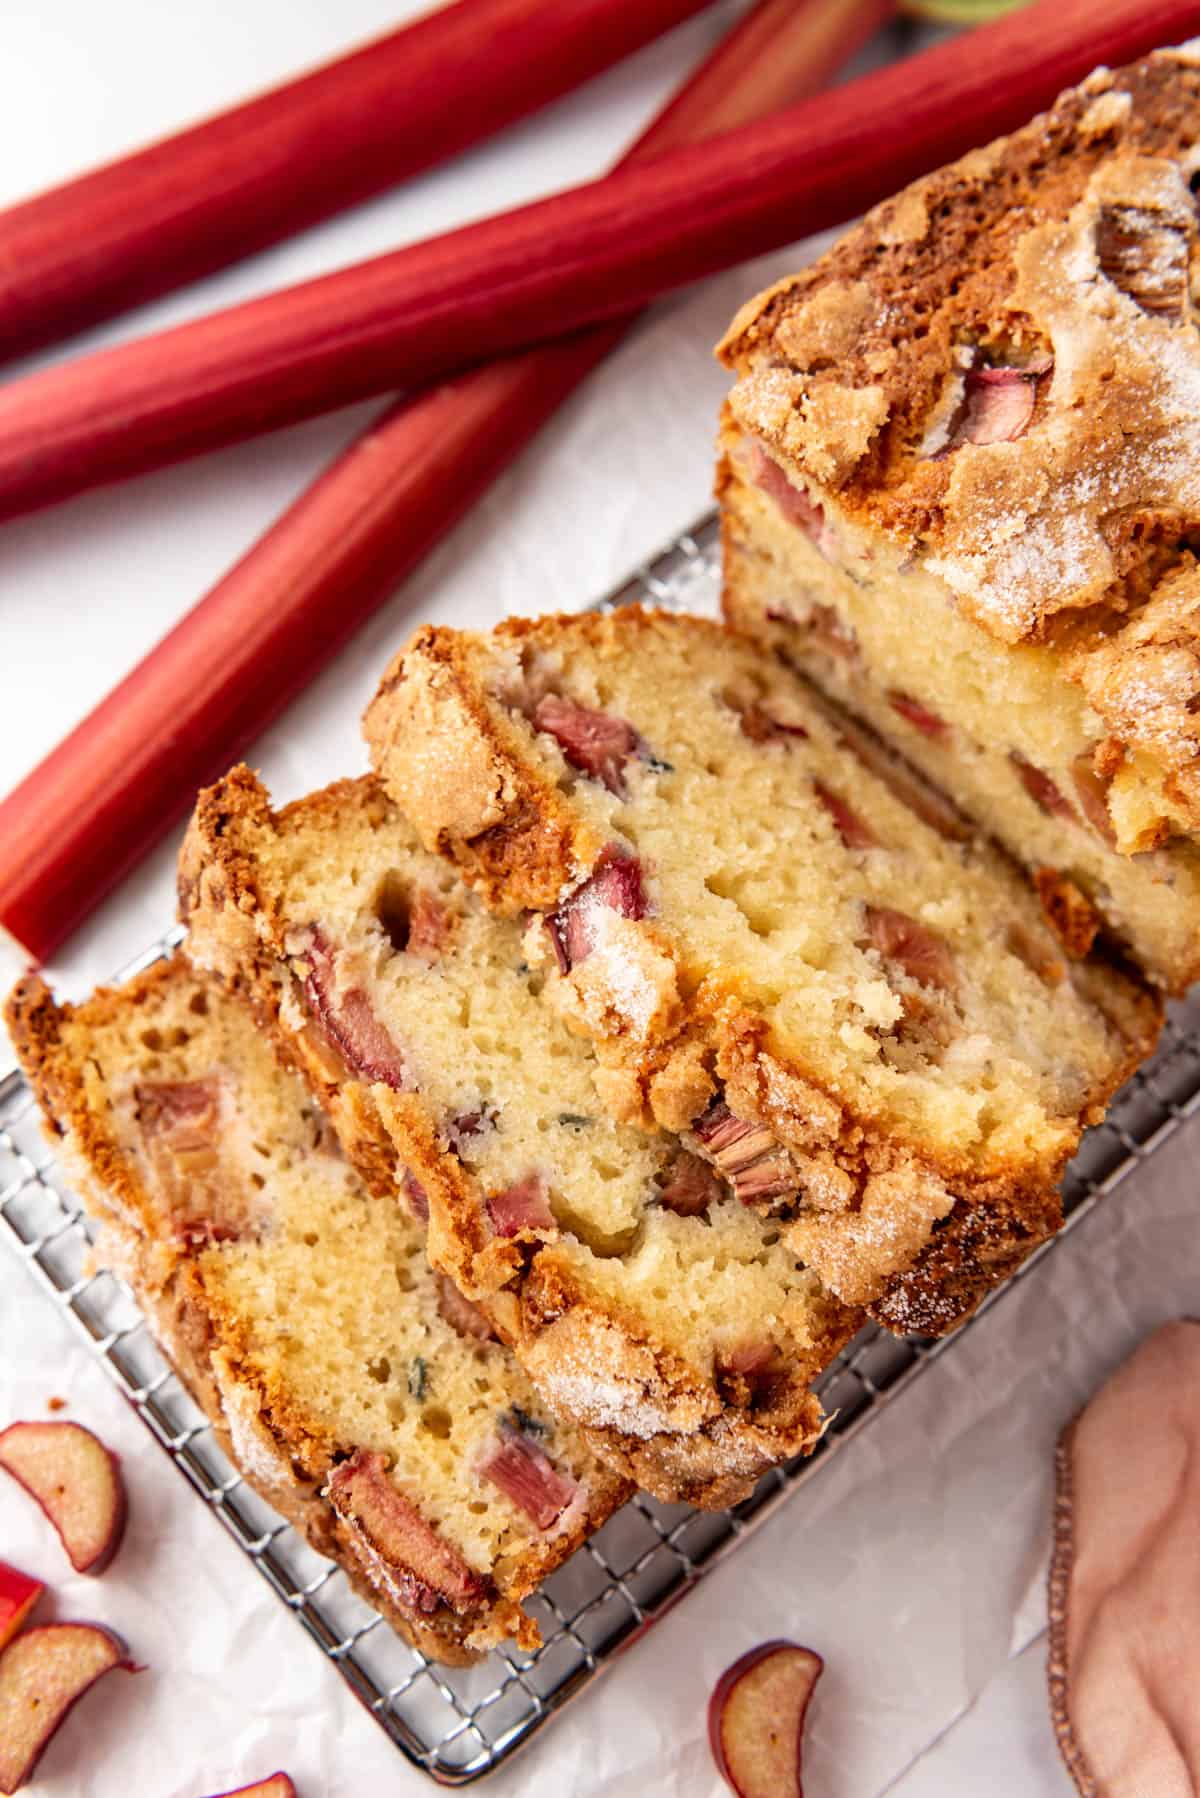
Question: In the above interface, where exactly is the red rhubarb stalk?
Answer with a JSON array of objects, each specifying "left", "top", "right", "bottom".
[
  {"left": 0, "top": 0, "right": 1186, "bottom": 524},
  {"left": 0, "top": 0, "right": 890, "bottom": 960},
  {"left": 0, "top": 0, "right": 716, "bottom": 365}
]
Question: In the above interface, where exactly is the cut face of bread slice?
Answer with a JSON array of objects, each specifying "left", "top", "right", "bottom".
[
  {"left": 5, "top": 957, "right": 631, "bottom": 1663},
  {"left": 715, "top": 46, "right": 1200, "bottom": 992},
  {"left": 364, "top": 608, "right": 1160, "bottom": 1332},
  {"left": 178, "top": 770, "right": 858, "bottom": 1508}
]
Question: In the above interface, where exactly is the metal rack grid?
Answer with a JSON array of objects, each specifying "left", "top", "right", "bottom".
[{"left": 4, "top": 511, "right": 1200, "bottom": 1785}]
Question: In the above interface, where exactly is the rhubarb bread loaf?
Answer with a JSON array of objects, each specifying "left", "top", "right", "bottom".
[
  {"left": 179, "top": 769, "right": 858, "bottom": 1508},
  {"left": 6, "top": 956, "right": 631, "bottom": 1662},
  {"left": 717, "top": 44, "right": 1200, "bottom": 992},
  {"left": 364, "top": 607, "right": 1160, "bottom": 1333}
]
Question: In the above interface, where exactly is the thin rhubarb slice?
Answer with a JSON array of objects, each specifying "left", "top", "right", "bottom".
[
  {"left": 737, "top": 704, "right": 810, "bottom": 745},
  {"left": 204, "top": 1778, "right": 296, "bottom": 1798},
  {"left": 135, "top": 1073, "right": 220, "bottom": 1131},
  {"left": 445, "top": 1107, "right": 496, "bottom": 1154},
  {"left": 478, "top": 1427, "right": 579, "bottom": 1530},
  {"left": 887, "top": 691, "right": 950, "bottom": 741},
  {"left": 404, "top": 889, "right": 452, "bottom": 962},
  {"left": 135, "top": 1077, "right": 244, "bottom": 1244},
  {"left": 0, "top": 1422, "right": 127, "bottom": 1576},
  {"left": 719, "top": 1341, "right": 782, "bottom": 1377},
  {"left": 716, "top": 1341, "right": 788, "bottom": 1407},
  {"left": 727, "top": 684, "right": 810, "bottom": 744},
  {"left": 0, "top": 1623, "right": 136, "bottom": 1795},
  {"left": 709, "top": 1640, "right": 823, "bottom": 1798},
  {"left": 135, "top": 1077, "right": 220, "bottom": 1142}
]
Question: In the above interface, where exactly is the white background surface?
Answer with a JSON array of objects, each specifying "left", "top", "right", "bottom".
[{"left": 0, "top": 4, "right": 1194, "bottom": 1793}]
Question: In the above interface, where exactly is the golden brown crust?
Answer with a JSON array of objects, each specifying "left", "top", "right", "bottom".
[
  {"left": 363, "top": 610, "right": 1161, "bottom": 1334},
  {"left": 180, "top": 765, "right": 857, "bottom": 1504},
  {"left": 869, "top": 1184, "right": 1061, "bottom": 1337},
  {"left": 366, "top": 625, "right": 592, "bottom": 915},
  {"left": 718, "top": 47, "right": 1200, "bottom": 833}
]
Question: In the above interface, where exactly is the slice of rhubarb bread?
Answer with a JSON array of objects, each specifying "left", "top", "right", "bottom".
[
  {"left": 178, "top": 769, "right": 858, "bottom": 1508},
  {"left": 364, "top": 607, "right": 1160, "bottom": 1334},
  {"left": 717, "top": 44, "right": 1200, "bottom": 992},
  {"left": 5, "top": 956, "right": 631, "bottom": 1663}
]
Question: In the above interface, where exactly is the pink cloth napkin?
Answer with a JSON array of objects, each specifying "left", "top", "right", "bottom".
[{"left": 1049, "top": 1320, "right": 1200, "bottom": 1796}]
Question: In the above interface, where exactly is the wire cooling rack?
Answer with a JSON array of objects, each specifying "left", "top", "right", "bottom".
[{"left": 4, "top": 512, "right": 1200, "bottom": 1785}]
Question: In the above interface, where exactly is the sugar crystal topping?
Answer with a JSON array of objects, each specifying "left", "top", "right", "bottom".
[
  {"left": 534, "top": 1369, "right": 670, "bottom": 1441},
  {"left": 924, "top": 154, "right": 1200, "bottom": 639}
]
